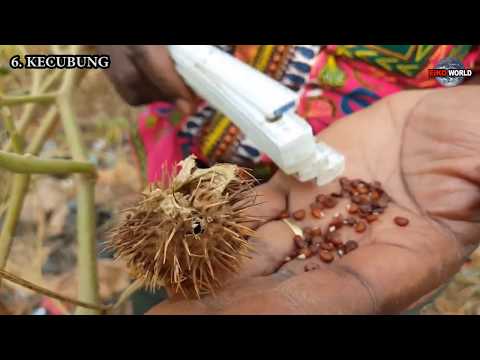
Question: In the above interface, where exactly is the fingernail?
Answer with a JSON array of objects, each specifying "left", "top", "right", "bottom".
[{"left": 175, "top": 99, "right": 194, "bottom": 116}]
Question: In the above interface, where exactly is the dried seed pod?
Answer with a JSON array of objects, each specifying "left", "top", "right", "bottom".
[{"left": 108, "top": 155, "right": 259, "bottom": 299}]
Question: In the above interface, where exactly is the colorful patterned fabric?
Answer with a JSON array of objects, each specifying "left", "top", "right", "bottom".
[{"left": 131, "top": 45, "right": 480, "bottom": 184}]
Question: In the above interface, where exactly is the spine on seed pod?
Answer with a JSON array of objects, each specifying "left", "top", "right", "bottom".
[{"left": 167, "top": 45, "right": 345, "bottom": 186}]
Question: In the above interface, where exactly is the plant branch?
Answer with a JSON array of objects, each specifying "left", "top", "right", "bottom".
[
  {"left": 0, "top": 150, "right": 96, "bottom": 175},
  {"left": 0, "top": 174, "right": 30, "bottom": 270},
  {"left": 0, "top": 93, "right": 57, "bottom": 107},
  {"left": 0, "top": 269, "right": 109, "bottom": 313},
  {"left": 26, "top": 106, "right": 58, "bottom": 154},
  {"left": 0, "top": 107, "right": 58, "bottom": 280},
  {"left": 57, "top": 54, "right": 101, "bottom": 314},
  {"left": 1, "top": 108, "right": 23, "bottom": 153}
]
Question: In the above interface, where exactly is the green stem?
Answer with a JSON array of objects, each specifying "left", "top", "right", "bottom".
[
  {"left": 0, "top": 93, "right": 57, "bottom": 107},
  {"left": 0, "top": 107, "right": 58, "bottom": 282},
  {"left": 0, "top": 150, "right": 96, "bottom": 175},
  {"left": 57, "top": 64, "right": 100, "bottom": 314},
  {"left": 0, "top": 174, "right": 30, "bottom": 269},
  {"left": 26, "top": 106, "right": 58, "bottom": 154},
  {"left": 1, "top": 108, "right": 23, "bottom": 153}
]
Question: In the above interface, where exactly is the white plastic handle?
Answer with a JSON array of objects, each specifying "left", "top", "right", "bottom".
[{"left": 168, "top": 45, "right": 345, "bottom": 185}]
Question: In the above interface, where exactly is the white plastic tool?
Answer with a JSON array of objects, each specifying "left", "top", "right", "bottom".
[{"left": 167, "top": 45, "right": 345, "bottom": 186}]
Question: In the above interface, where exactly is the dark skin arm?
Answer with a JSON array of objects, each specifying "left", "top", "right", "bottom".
[
  {"left": 147, "top": 86, "right": 480, "bottom": 314},
  {"left": 95, "top": 45, "right": 196, "bottom": 114}
]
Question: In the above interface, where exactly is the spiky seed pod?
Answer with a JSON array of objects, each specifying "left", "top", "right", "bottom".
[{"left": 108, "top": 155, "right": 262, "bottom": 299}]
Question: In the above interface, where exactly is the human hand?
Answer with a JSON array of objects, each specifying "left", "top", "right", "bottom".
[
  {"left": 147, "top": 86, "right": 480, "bottom": 314},
  {"left": 96, "top": 45, "right": 196, "bottom": 114}
]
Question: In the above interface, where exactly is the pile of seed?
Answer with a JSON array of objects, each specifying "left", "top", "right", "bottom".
[{"left": 277, "top": 177, "right": 410, "bottom": 271}]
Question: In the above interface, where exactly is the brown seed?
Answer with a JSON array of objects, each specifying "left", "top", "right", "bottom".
[
  {"left": 371, "top": 191, "right": 380, "bottom": 201},
  {"left": 325, "top": 231, "right": 343, "bottom": 247},
  {"left": 278, "top": 210, "right": 290, "bottom": 219},
  {"left": 366, "top": 214, "right": 378, "bottom": 223},
  {"left": 351, "top": 195, "right": 361, "bottom": 204},
  {"left": 330, "top": 238, "right": 344, "bottom": 248},
  {"left": 312, "top": 227, "right": 322, "bottom": 237},
  {"left": 323, "top": 196, "right": 338, "bottom": 209},
  {"left": 344, "top": 217, "right": 357, "bottom": 226},
  {"left": 331, "top": 192, "right": 343, "bottom": 198},
  {"left": 329, "top": 215, "right": 344, "bottom": 229},
  {"left": 344, "top": 240, "right": 359, "bottom": 254},
  {"left": 303, "top": 227, "right": 313, "bottom": 238},
  {"left": 293, "top": 210, "right": 306, "bottom": 221},
  {"left": 311, "top": 208, "right": 324, "bottom": 219},
  {"left": 354, "top": 221, "right": 367, "bottom": 233},
  {"left": 348, "top": 203, "right": 359, "bottom": 214},
  {"left": 304, "top": 263, "right": 321, "bottom": 272},
  {"left": 359, "top": 194, "right": 370, "bottom": 204},
  {"left": 320, "top": 242, "right": 335, "bottom": 251},
  {"left": 298, "top": 247, "right": 313, "bottom": 259},
  {"left": 394, "top": 217, "right": 409, "bottom": 227},
  {"left": 294, "top": 235, "right": 307, "bottom": 249},
  {"left": 319, "top": 250, "right": 334, "bottom": 263},
  {"left": 358, "top": 185, "right": 369, "bottom": 194},
  {"left": 359, "top": 204, "right": 373, "bottom": 214},
  {"left": 310, "top": 202, "right": 324, "bottom": 211},
  {"left": 309, "top": 243, "right": 321, "bottom": 255},
  {"left": 316, "top": 194, "right": 327, "bottom": 203}
]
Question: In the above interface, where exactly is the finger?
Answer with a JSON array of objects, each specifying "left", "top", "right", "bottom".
[
  {"left": 241, "top": 171, "right": 290, "bottom": 229},
  {"left": 132, "top": 46, "right": 196, "bottom": 114},
  {"left": 234, "top": 220, "right": 297, "bottom": 280}
]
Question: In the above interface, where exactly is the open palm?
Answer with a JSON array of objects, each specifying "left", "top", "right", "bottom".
[{"left": 148, "top": 86, "right": 480, "bottom": 315}]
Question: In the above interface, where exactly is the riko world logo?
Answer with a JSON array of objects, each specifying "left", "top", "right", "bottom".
[{"left": 428, "top": 57, "right": 473, "bottom": 87}]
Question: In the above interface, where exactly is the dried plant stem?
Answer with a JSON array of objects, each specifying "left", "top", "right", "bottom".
[
  {"left": 0, "top": 269, "right": 108, "bottom": 313},
  {"left": 0, "top": 151, "right": 96, "bottom": 175},
  {"left": 57, "top": 55, "right": 100, "bottom": 314}
]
